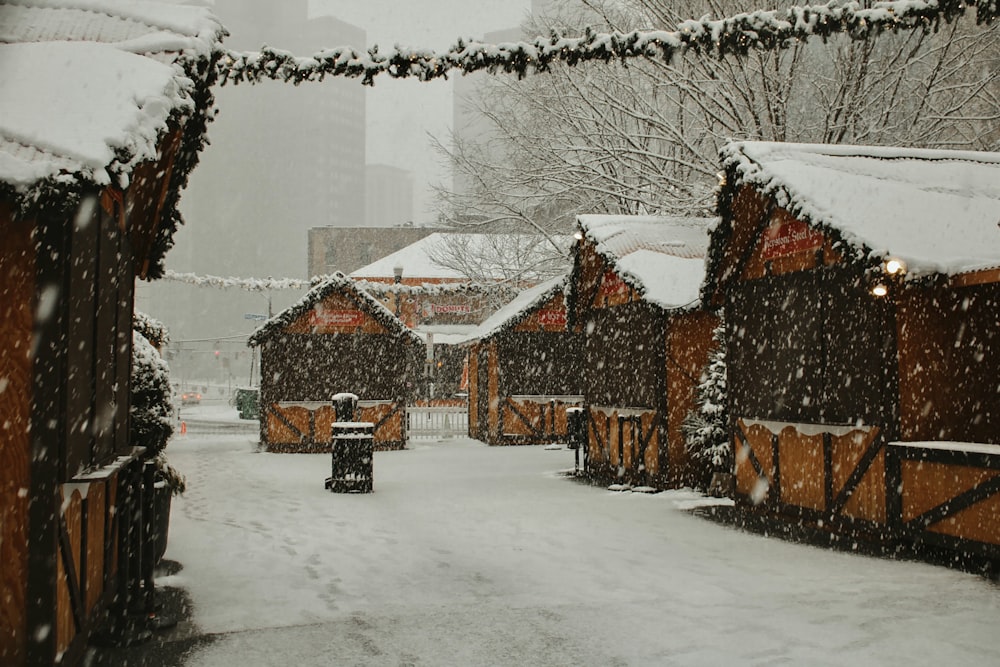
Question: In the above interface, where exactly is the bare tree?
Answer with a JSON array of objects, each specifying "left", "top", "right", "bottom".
[
  {"left": 435, "top": 0, "right": 1000, "bottom": 241},
  {"left": 421, "top": 233, "right": 569, "bottom": 307}
]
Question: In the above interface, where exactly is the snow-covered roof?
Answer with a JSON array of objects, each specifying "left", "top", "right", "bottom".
[
  {"left": 0, "top": 0, "right": 225, "bottom": 276},
  {"left": 350, "top": 233, "right": 570, "bottom": 282},
  {"left": 0, "top": 0, "right": 223, "bottom": 60},
  {"left": 0, "top": 41, "right": 190, "bottom": 189},
  {"left": 577, "top": 214, "right": 714, "bottom": 310},
  {"left": 457, "top": 275, "right": 567, "bottom": 344},
  {"left": 248, "top": 274, "right": 422, "bottom": 347},
  {"left": 0, "top": 1, "right": 224, "bottom": 191},
  {"left": 721, "top": 142, "right": 1000, "bottom": 278}
]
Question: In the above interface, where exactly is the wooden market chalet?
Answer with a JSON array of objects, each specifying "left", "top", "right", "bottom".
[
  {"left": 707, "top": 141, "right": 1000, "bottom": 562},
  {"left": 350, "top": 231, "right": 569, "bottom": 401},
  {"left": 0, "top": 1, "right": 224, "bottom": 665},
  {"left": 566, "top": 215, "right": 719, "bottom": 489},
  {"left": 248, "top": 275, "right": 424, "bottom": 452},
  {"left": 464, "top": 275, "right": 583, "bottom": 446}
]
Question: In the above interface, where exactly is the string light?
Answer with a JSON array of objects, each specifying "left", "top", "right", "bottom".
[{"left": 885, "top": 258, "right": 906, "bottom": 275}]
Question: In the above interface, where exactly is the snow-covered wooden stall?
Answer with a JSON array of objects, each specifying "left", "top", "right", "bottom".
[
  {"left": 708, "top": 141, "right": 1000, "bottom": 560},
  {"left": 350, "top": 232, "right": 566, "bottom": 400},
  {"left": 249, "top": 276, "right": 423, "bottom": 452},
  {"left": 0, "top": 2, "right": 223, "bottom": 663},
  {"left": 464, "top": 276, "right": 583, "bottom": 445},
  {"left": 567, "top": 215, "right": 718, "bottom": 489}
]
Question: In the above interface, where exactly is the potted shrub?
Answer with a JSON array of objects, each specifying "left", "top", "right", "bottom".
[{"left": 131, "top": 326, "right": 185, "bottom": 563}]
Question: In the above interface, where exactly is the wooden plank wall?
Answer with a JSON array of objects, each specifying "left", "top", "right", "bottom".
[
  {"left": 487, "top": 342, "right": 499, "bottom": 441},
  {"left": 264, "top": 401, "right": 406, "bottom": 452},
  {"left": 891, "top": 444, "right": 1000, "bottom": 552},
  {"left": 734, "top": 419, "right": 885, "bottom": 526},
  {"left": 665, "top": 312, "right": 718, "bottom": 486},
  {"left": 586, "top": 407, "right": 659, "bottom": 486},
  {"left": 897, "top": 283, "right": 1000, "bottom": 444},
  {"left": 55, "top": 477, "right": 118, "bottom": 659},
  {"left": 0, "top": 205, "right": 35, "bottom": 665},
  {"left": 468, "top": 346, "right": 480, "bottom": 437},
  {"left": 496, "top": 396, "right": 582, "bottom": 445},
  {"left": 735, "top": 421, "right": 1000, "bottom": 558}
]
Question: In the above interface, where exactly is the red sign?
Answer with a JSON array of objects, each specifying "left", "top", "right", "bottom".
[
  {"left": 761, "top": 219, "right": 825, "bottom": 259},
  {"left": 598, "top": 270, "right": 629, "bottom": 298},
  {"left": 537, "top": 309, "right": 567, "bottom": 326},
  {"left": 309, "top": 309, "right": 365, "bottom": 327}
]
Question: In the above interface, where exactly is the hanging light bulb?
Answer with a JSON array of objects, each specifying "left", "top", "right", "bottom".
[
  {"left": 872, "top": 284, "right": 888, "bottom": 297},
  {"left": 884, "top": 258, "right": 906, "bottom": 275}
]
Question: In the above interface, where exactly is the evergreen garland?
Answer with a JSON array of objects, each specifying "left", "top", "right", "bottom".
[
  {"left": 683, "top": 322, "right": 730, "bottom": 487},
  {"left": 217, "top": 1, "right": 996, "bottom": 87}
]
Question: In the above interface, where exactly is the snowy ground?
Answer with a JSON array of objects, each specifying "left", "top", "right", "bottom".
[{"left": 161, "top": 430, "right": 1000, "bottom": 666}]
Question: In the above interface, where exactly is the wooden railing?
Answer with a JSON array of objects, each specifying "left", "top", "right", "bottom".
[{"left": 407, "top": 406, "right": 468, "bottom": 439}]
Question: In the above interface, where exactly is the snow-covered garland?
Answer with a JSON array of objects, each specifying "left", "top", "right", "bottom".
[
  {"left": 353, "top": 279, "right": 516, "bottom": 299},
  {"left": 162, "top": 269, "right": 517, "bottom": 298},
  {"left": 216, "top": 0, "right": 997, "bottom": 87},
  {"left": 163, "top": 269, "right": 313, "bottom": 291}
]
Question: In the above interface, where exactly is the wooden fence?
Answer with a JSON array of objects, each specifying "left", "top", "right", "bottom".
[
  {"left": 498, "top": 395, "right": 584, "bottom": 445},
  {"left": 732, "top": 418, "right": 1000, "bottom": 564}
]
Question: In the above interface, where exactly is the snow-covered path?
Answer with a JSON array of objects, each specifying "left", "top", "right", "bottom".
[{"left": 163, "top": 433, "right": 1000, "bottom": 666}]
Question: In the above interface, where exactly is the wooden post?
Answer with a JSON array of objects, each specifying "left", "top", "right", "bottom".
[{"left": 26, "top": 216, "right": 70, "bottom": 665}]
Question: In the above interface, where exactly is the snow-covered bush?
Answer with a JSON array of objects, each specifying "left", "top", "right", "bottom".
[
  {"left": 131, "top": 330, "right": 185, "bottom": 494},
  {"left": 133, "top": 310, "right": 169, "bottom": 349},
  {"left": 682, "top": 322, "right": 730, "bottom": 490}
]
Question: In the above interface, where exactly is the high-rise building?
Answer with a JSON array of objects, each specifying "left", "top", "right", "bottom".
[
  {"left": 174, "top": 0, "right": 366, "bottom": 277},
  {"left": 452, "top": 1, "right": 557, "bottom": 200},
  {"left": 366, "top": 164, "right": 414, "bottom": 228},
  {"left": 139, "top": 1, "right": 367, "bottom": 342}
]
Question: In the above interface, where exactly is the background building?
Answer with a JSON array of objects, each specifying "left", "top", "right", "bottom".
[
  {"left": 175, "top": 0, "right": 366, "bottom": 277},
  {"left": 366, "top": 164, "right": 415, "bottom": 228},
  {"left": 452, "top": 1, "right": 557, "bottom": 199}
]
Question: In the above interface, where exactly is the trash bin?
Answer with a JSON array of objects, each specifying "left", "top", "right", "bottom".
[
  {"left": 325, "top": 421, "right": 374, "bottom": 493},
  {"left": 566, "top": 407, "right": 586, "bottom": 473},
  {"left": 332, "top": 392, "right": 358, "bottom": 423}
]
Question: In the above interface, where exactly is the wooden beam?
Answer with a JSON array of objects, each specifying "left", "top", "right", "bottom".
[
  {"left": 830, "top": 431, "right": 884, "bottom": 517},
  {"left": 735, "top": 422, "right": 766, "bottom": 479},
  {"left": 502, "top": 398, "right": 545, "bottom": 439},
  {"left": 27, "top": 215, "right": 70, "bottom": 665},
  {"left": 823, "top": 433, "right": 834, "bottom": 512},
  {"left": 58, "top": 515, "right": 85, "bottom": 634},
  {"left": 905, "top": 474, "right": 1000, "bottom": 531},
  {"left": 771, "top": 432, "right": 781, "bottom": 502}
]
